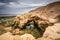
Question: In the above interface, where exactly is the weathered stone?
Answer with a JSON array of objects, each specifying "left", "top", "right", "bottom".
[
  {"left": 43, "top": 23, "right": 60, "bottom": 39},
  {"left": 20, "top": 34, "right": 36, "bottom": 40},
  {"left": 36, "top": 37, "right": 52, "bottom": 40},
  {"left": 0, "top": 32, "right": 13, "bottom": 40},
  {"left": 13, "top": 35, "right": 20, "bottom": 40}
]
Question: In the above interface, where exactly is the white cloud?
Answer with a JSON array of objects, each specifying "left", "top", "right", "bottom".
[
  {"left": 20, "top": 2, "right": 47, "bottom": 7},
  {"left": 6, "top": 2, "right": 28, "bottom": 8},
  {"left": 6, "top": 2, "right": 20, "bottom": 8},
  {"left": 6, "top": 2, "right": 47, "bottom": 8},
  {"left": 6, "top": 0, "right": 60, "bottom": 8}
]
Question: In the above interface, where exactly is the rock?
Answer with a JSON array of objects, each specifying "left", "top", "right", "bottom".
[
  {"left": 4, "top": 27, "right": 12, "bottom": 31},
  {"left": 48, "top": 18, "right": 58, "bottom": 23},
  {"left": 0, "top": 31, "right": 36, "bottom": 40},
  {"left": 12, "top": 28, "right": 20, "bottom": 35},
  {"left": 43, "top": 23, "right": 60, "bottom": 40},
  {"left": 0, "top": 33, "right": 35, "bottom": 40},
  {"left": 0, "top": 32, "right": 21, "bottom": 40},
  {"left": 0, "top": 1, "right": 60, "bottom": 40},
  {"left": 13, "top": 35, "right": 20, "bottom": 40},
  {"left": 20, "top": 34, "right": 36, "bottom": 40},
  {"left": 36, "top": 37, "right": 52, "bottom": 40},
  {"left": 0, "top": 32, "right": 13, "bottom": 40},
  {"left": 15, "top": 1, "right": 60, "bottom": 28}
]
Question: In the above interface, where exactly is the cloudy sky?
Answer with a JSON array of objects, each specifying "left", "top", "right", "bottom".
[{"left": 0, "top": 0, "right": 60, "bottom": 16}]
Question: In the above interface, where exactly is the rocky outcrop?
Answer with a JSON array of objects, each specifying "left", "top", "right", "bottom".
[
  {"left": 15, "top": 1, "right": 60, "bottom": 28},
  {"left": 20, "top": 34, "right": 35, "bottom": 40},
  {"left": 36, "top": 37, "right": 52, "bottom": 40},
  {"left": 0, "top": 32, "right": 13, "bottom": 40},
  {"left": 14, "top": 1, "right": 60, "bottom": 40},
  {"left": 43, "top": 23, "right": 60, "bottom": 40},
  {"left": 0, "top": 32, "right": 21, "bottom": 40},
  {"left": 0, "top": 32, "right": 35, "bottom": 40},
  {"left": 0, "top": 1, "right": 60, "bottom": 40}
]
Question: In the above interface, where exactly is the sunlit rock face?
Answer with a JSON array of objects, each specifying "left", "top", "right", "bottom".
[
  {"left": 0, "top": 32, "right": 35, "bottom": 40},
  {"left": 43, "top": 23, "right": 60, "bottom": 40},
  {"left": 0, "top": 32, "right": 13, "bottom": 40},
  {"left": 20, "top": 34, "right": 36, "bottom": 40},
  {"left": 13, "top": 35, "right": 21, "bottom": 40},
  {"left": 0, "top": 32, "right": 21, "bottom": 40},
  {"left": 36, "top": 37, "right": 52, "bottom": 40}
]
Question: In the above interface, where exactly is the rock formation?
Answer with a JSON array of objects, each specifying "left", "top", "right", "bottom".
[
  {"left": 20, "top": 34, "right": 35, "bottom": 40},
  {"left": 0, "top": 32, "right": 13, "bottom": 40},
  {"left": 0, "top": 1, "right": 60, "bottom": 40},
  {"left": 15, "top": 1, "right": 60, "bottom": 28},
  {"left": 15, "top": 1, "right": 60, "bottom": 40},
  {"left": 0, "top": 32, "right": 35, "bottom": 40},
  {"left": 43, "top": 23, "right": 60, "bottom": 40}
]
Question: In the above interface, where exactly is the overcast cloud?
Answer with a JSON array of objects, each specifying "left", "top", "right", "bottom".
[{"left": 0, "top": 0, "right": 60, "bottom": 16}]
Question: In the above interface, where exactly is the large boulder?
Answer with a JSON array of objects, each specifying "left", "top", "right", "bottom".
[
  {"left": 36, "top": 37, "right": 52, "bottom": 40},
  {"left": 0, "top": 32, "right": 13, "bottom": 40},
  {"left": 0, "top": 32, "right": 36, "bottom": 40},
  {"left": 20, "top": 34, "right": 36, "bottom": 40},
  {"left": 43, "top": 23, "right": 60, "bottom": 40},
  {"left": 13, "top": 35, "right": 21, "bottom": 40},
  {"left": 0, "top": 32, "right": 21, "bottom": 40}
]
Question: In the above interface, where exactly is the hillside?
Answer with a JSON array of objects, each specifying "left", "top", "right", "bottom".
[
  {"left": 15, "top": 1, "right": 60, "bottom": 28},
  {"left": 0, "top": 1, "right": 60, "bottom": 40}
]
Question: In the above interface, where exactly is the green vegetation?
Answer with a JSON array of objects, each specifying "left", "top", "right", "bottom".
[
  {"left": 20, "top": 28, "right": 41, "bottom": 38},
  {"left": 0, "top": 26, "right": 6, "bottom": 35},
  {"left": 0, "top": 17, "right": 15, "bottom": 35},
  {"left": 0, "top": 17, "right": 15, "bottom": 26}
]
